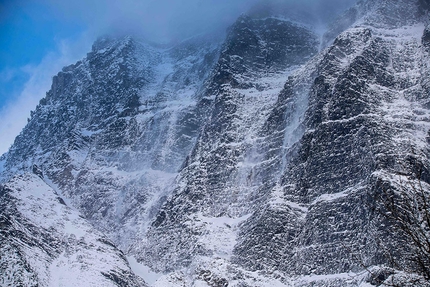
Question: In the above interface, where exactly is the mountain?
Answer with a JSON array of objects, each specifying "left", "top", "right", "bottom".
[
  {"left": 0, "top": 173, "right": 146, "bottom": 287},
  {"left": 1, "top": 0, "right": 430, "bottom": 286}
]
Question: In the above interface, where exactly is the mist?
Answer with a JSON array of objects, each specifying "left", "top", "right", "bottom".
[{"left": 45, "top": 0, "right": 358, "bottom": 43}]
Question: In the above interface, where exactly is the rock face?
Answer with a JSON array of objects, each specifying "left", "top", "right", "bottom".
[
  {"left": 141, "top": 15, "right": 319, "bottom": 273},
  {"left": 231, "top": 1, "right": 430, "bottom": 284},
  {"left": 1, "top": 0, "right": 430, "bottom": 286}
]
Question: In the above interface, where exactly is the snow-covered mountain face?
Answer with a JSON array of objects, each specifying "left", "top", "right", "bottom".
[
  {"left": 2, "top": 33, "right": 221, "bottom": 252},
  {"left": 1, "top": 33, "right": 221, "bottom": 287},
  {"left": 140, "top": 15, "right": 319, "bottom": 273},
  {"left": 2, "top": 0, "right": 430, "bottom": 286},
  {"left": 0, "top": 173, "right": 146, "bottom": 287}
]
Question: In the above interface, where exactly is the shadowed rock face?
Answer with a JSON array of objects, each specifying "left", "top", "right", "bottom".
[
  {"left": 1, "top": 0, "right": 430, "bottom": 286},
  {"left": 233, "top": 0, "right": 430, "bottom": 280},
  {"left": 423, "top": 25, "right": 430, "bottom": 47},
  {"left": 142, "top": 16, "right": 319, "bottom": 273}
]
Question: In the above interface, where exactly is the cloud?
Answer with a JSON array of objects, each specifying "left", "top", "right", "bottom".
[
  {"left": 45, "top": 0, "right": 357, "bottom": 43},
  {"left": 44, "top": 0, "right": 263, "bottom": 42}
]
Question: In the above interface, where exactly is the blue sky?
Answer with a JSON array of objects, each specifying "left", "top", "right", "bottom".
[
  {"left": 0, "top": 1, "right": 85, "bottom": 106},
  {"left": 0, "top": 0, "right": 356, "bottom": 155}
]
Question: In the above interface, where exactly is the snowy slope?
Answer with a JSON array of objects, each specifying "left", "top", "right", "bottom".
[{"left": 0, "top": 173, "right": 146, "bottom": 286}]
